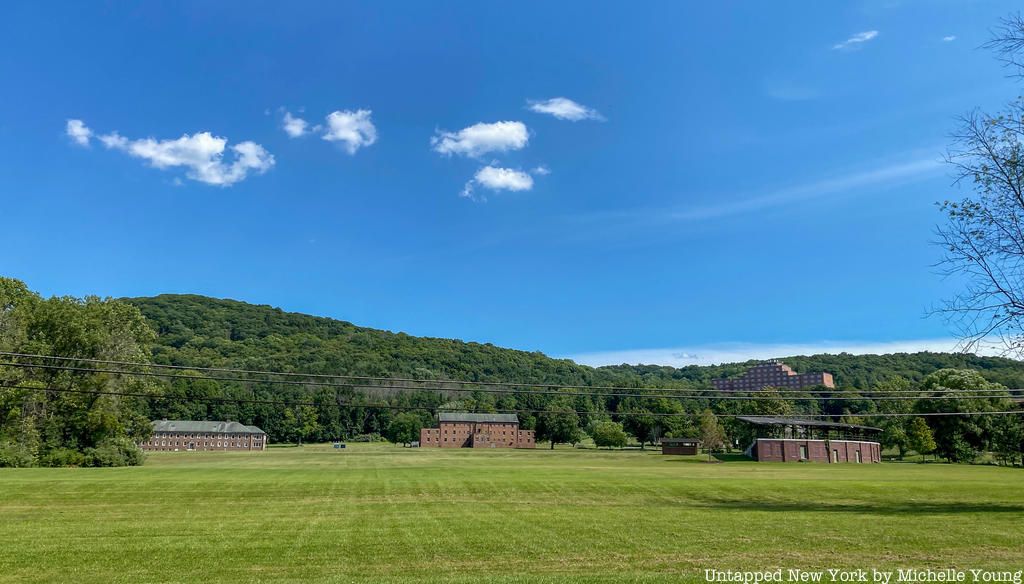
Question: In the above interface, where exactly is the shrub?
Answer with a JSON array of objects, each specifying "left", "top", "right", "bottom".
[
  {"left": 0, "top": 441, "right": 36, "bottom": 468},
  {"left": 40, "top": 448, "right": 87, "bottom": 467},
  {"left": 84, "top": 438, "right": 145, "bottom": 467}
]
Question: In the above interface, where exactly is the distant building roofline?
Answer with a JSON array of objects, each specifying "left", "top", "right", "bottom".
[
  {"left": 736, "top": 416, "right": 881, "bottom": 433},
  {"left": 437, "top": 412, "right": 520, "bottom": 424},
  {"left": 152, "top": 420, "right": 267, "bottom": 435}
]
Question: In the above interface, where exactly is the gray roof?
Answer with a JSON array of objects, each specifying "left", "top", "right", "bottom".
[
  {"left": 736, "top": 416, "right": 881, "bottom": 432},
  {"left": 660, "top": 437, "right": 701, "bottom": 444},
  {"left": 152, "top": 420, "right": 266, "bottom": 435},
  {"left": 438, "top": 412, "right": 519, "bottom": 424}
]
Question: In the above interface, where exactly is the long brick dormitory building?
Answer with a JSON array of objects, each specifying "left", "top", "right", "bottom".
[
  {"left": 141, "top": 420, "right": 268, "bottom": 452},
  {"left": 420, "top": 413, "right": 536, "bottom": 448}
]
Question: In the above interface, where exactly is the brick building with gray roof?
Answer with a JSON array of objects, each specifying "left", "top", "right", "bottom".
[
  {"left": 141, "top": 420, "right": 268, "bottom": 452},
  {"left": 420, "top": 412, "right": 535, "bottom": 448}
]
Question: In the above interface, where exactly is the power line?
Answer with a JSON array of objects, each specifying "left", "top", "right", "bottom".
[
  {"left": 2, "top": 382, "right": 1020, "bottom": 419},
  {"left": 0, "top": 350, "right": 966, "bottom": 395},
  {"left": 2, "top": 360, "right": 1021, "bottom": 402},
  {"left": 3, "top": 353, "right": 1022, "bottom": 401}
]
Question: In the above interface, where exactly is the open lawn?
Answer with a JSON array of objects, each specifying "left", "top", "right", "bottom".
[{"left": 1, "top": 444, "right": 1021, "bottom": 583}]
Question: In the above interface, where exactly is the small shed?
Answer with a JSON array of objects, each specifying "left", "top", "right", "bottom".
[{"left": 661, "top": 437, "right": 701, "bottom": 455}]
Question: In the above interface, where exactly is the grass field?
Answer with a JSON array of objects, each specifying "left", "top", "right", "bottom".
[{"left": 1, "top": 444, "right": 1021, "bottom": 584}]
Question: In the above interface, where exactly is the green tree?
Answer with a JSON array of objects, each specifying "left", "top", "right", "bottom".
[
  {"left": 882, "top": 423, "right": 910, "bottom": 460},
  {"left": 905, "top": 417, "right": 937, "bottom": 460},
  {"left": 386, "top": 412, "right": 423, "bottom": 446},
  {"left": 588, "top": 420, "right": 627, "bottom": 449},
  {"left": 538, "top": 398, "right": 583, "bottom": 450},
  {"left": 296, "top": 405, "right": 321, "bottom": 445},
  {"left": 990, "top": 415, "right": 1024, "bottom": 466},
  {"left": 0, "top": 278, "right": 155, "bottom": 467},
  {"left": 698, "top": 409, "right": 726, "bottom": 461},
  {"left": 915, "top": 369, "right": 1014, "bottom": 463}
]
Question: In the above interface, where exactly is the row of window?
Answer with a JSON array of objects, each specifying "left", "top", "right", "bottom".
[{"left": 145, "top": 436, "right": 264, "bottom": 444}]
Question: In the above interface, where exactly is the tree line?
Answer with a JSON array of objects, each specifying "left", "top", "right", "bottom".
[{"left": 3, "top": 279, "right": 1021, "bottom": 467}]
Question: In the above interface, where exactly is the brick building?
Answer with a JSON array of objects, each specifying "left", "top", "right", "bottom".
[
  {"left": 711, "top": 360, "right": 834, "bottom": 392},
  {"left": 739, "top": 416, "right": 881, "bottom": 463},
  {"left": 141, "top": 420, "right": 268, "bottom": 452},
  {"left": 420, "top": 413, "right": 535, "bottom": 448},
  {"left": 660, "top": 437, "right": 701, "bottom": 455}
]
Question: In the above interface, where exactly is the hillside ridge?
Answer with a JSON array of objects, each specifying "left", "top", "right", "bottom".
[{"left": 123, "top": 293, "right": 1024, "bottom": 389}]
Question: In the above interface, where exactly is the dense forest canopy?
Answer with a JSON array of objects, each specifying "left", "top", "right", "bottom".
[
  {"left": 1, "top": 281, "right": 1022, "bottom": 466},
  {"left": 0, "top": 279, "right": 155, "bottom": 467},
  {"left": 126, "top": 294, "right": 1024, "bottom": 390}
]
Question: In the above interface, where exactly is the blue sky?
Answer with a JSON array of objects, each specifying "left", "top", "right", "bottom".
[{"left": 1, "top": 1, "right": 1021, "bottom": 366}]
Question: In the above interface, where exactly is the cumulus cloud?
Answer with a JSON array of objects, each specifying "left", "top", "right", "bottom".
[
  {"left": 66, "top": 119, "right": 92, "bottom": 146},
  {"left": 527, "top": 97, "right": 604, "bottom": 121},
  {"left": 431, "top": 121, "right": 529, "bottom": 158},
  {"left": 84, "top": 124, "right": 274, "bottom": 186},
  {"left": 460, "top": 165, "right": 547, "bottom": 201},
  {"left": 832, "top": 30, "right": 879, "bottom": 50},
  {"left": 281, "top": 111, "right": 311, "bottom": 138},
  {"left": 943, "top": 35, "right": 957, "bottom": 42},
  {"left": 322, "top": 109, "right": 377, "bottom": 154}
]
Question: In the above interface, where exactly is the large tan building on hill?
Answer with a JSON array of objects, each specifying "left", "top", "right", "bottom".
[
  {"left": 711, "top": 360, "right": 834, "bottom": 392},
  {"left": 420, "top": 413, "right": 535, "bottom": 448},
  {"left": 141, "top": 420, "right": 268, "bottom": 452}
]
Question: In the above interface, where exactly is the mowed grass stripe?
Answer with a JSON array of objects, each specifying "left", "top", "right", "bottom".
[{"left": 0, "top": 444, "right": 1022, "bottom": 583}]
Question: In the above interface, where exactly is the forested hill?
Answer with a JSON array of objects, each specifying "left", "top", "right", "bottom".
[{"left": 124, "top": 294, "right": 1024, "bottom": 389}]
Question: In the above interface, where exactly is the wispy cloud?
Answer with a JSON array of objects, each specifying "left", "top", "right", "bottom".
[
  {"left": 573, "top": 153, "right": 942, "bottom": 228},
  {"left": 527, "top": 97, "right": 604, "bottom": 121},
  {"left": 763, "top": 80, "right": 820, "bottom": 102},
  {"left": 65, "top": 119, "right": 92, "bottom": 146},
  {"left": 668, "top": 156, "right": 941, "bottom": 221},
  {"left": 942, "top": 35, "right": 957, "bottom": 42},
  {"left": 568, "top": 338, "right": 997, "bottom": 367},
  {"left": 69, "top": 120, "right": 275, "bottom": 186},
  {"left": 431, "top": 121, "right": 529, "bottom": 158},
  {"left": 832, "top": 30, "right": 879, "bottom": 50}
]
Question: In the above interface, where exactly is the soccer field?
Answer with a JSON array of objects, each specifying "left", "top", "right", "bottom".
[{"left": 0, "top": 445, "right": 1021, "bottom": 584}]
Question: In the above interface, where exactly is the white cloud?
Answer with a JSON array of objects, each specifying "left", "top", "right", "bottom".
[
  {"left": 531, "top": 165, "right": 551, "bottom": 176},
  {"left": 475, "top": 166, "right": 534, "bottom": 191},
  {"left": 943, "top": 35, "right": 957, "bottom": 42},
  {"left": 282, "top": 111, "right": 311, "bottom": 138},
  {"left": 322, "top": 109, "right": 377, "bottom": 154},
  {"left": 460, "top": 165, "right": 547, "bottom": 201},
  {"left": 573, "top": 153, "right": 942, "bottom": 227},
  {"left": 93, "top": 127, "right": 274, "bottom": 186},
  {"left": 667, "top": 157, "right": 941, "bottom": 221},
  {"left": 66, "top": 119, "right": 92, "bottom": 146},
  {"left": 832, "top": 30, "right": 879, "bottom": 50},
  {"left": 431, "top": 121, "right": 529, "bottom": 158},
  {"left": 527, "top": 97, "right": 604, "bottom": 121},
  {"left": 568, "top": 339, "right": 1001, "bottom": 368}
]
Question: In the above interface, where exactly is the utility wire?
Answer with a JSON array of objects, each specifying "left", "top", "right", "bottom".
[
  {"left": 0, "top": 350, "right": 975, "bottom": 395},
  {"left": 1, "top": 383, "right": 1020, "bottom": 419},
  {"left": 3, "top": 353, "right": 1022, "bottom": 399},
  {"left": 2, "top": 360, "right": 1022, "bottom": 402}
]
